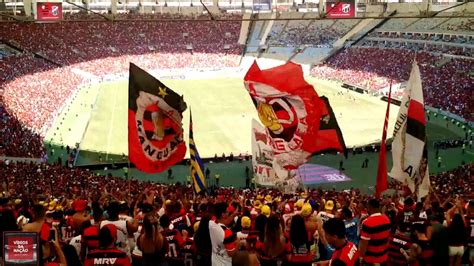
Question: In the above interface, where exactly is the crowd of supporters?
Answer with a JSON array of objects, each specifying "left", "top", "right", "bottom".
[
  {"left": 0, "top": 14, "right": 242, "bottom": 65},
  {"left": 0, "top": 159, "right": 472, "bottom": 266},
  {"left": 311, "top": 47, "right": 473, "bottom": 120},
  {"left": 0, "top": 16, "right": 242, "bottom": 158},
  {"left": 267, "top": 19, "right": 359, "bottom": 48}
]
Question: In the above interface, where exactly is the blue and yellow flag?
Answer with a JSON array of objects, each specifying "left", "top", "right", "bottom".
[{"left": 189, "top": 110, "right": 206, "bottom": 193}]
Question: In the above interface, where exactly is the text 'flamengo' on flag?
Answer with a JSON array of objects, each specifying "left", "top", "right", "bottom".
[{"left": 189, "top": 110, "right": 206, "bottom": 194}]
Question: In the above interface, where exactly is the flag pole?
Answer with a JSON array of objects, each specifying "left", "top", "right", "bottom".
[{"left": 375, "top": 81, "right": 392, "bottom": 198}]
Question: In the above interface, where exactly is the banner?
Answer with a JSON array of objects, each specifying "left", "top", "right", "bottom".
[
  {"left": 35, "top": 2, "right": 62, "bottom": 21},
  {"left": 251, "top": 119, "right": 281, "bottom": 186},
  {"left": 128, "top": 63, "right": 187, "bottom": 173},
  {"left": 189, "top": 110, "right": 206, "bottom": 194},
  {"left": 3, "top": 232, "right": 39, "bottom": 266},
  {"left": 389, "top": 61, "right": 430, "bottom": 199},
  {"left": 244, "top": 61, "right": 325, "bottom": 171},
  {"left": 326, "top": 1, "right": 355, "bottom": 18}
]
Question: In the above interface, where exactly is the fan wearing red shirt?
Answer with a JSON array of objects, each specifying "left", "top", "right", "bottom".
[
  {"left": 84, "top": 224, "right": 131, "bottom": 266},
  {"left": 359, "top": 199, "right": 391, "bottom": 265},
  {"left": 321, "top": 218, "right": 360, "bottom": 266}
]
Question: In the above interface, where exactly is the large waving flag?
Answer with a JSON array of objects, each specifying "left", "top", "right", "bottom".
[
  {"left": 128, "top": 63, "right": 187, "bottom": 173},
  {"left": 389, "top": 61, "right": 430, "bottom": 199},
  {"left": 244, "top": 61, "right": 343, "bottom": 172},
  {"left": 189, "top": 110, "right": 206, "bottom": 194},
  {"left": 375, "top": 82, "right": 392, "bottom": 198},
  {"left": 244, "top": 61, "right": 345, "bottom": 173}
]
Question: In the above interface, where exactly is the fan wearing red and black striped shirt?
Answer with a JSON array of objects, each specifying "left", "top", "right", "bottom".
[
  {"left": 359, "top": 198, "right": 392, "bottom": 265},
  {"left": 387, "top": 223, "right": 413, "bottom": 266}
]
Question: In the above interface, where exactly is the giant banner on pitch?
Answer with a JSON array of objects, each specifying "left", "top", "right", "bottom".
[{"left": 128, "top": 63, "right": 187, "bottom": 173}]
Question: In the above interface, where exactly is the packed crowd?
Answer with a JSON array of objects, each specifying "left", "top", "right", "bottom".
[
  {"left": 0, "top": 159, "right": 472, "bottom": 266},
  {"left": 267, "top": 19, "right": 359, "bottom": 48},
  {"left": 359, "top": 40, "right": 473, "bottom": 57},
  {"left": 0, "top": 16, "right": 242, "bottom": 65},
  {"left": 368, "top": 31, "right": 473, "bottom": 45},
  {"left": 311, "top": 47, "right": 473, "bottom": 120},
  {"left": 0, "top": 17, "right": 242, "bottom": 158}
]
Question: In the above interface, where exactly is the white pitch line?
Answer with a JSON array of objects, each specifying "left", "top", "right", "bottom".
[{"left": 105, "top": 87, "right": 117, "bottom": 161}]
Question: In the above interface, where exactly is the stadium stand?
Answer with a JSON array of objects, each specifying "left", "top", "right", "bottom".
[
  {"left": 311, "top": 47, "right": 473, "bottom": 120},
  {"left": 0, "top": 15, "right": 243, "bottom": 157}
]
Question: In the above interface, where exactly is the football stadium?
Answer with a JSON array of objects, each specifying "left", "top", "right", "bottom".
[{"left": 0, "top": 1, "right": 473, "bottom": 265}]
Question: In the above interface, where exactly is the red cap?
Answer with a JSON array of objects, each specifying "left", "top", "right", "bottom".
[
  {"left": 103, "top": 224, "right": 117, "bottom": 240},
  {"left": 72, "top": 200, "right": 88, "bottom": 212}
]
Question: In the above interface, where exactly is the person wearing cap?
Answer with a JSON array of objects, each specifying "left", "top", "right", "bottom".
[
  {"left": 209, "top": 202, "right": 238, "bottom": 266},
  {"left": 319, "top": 218, "right": 360, "bottom": 266},
  {"left": 84, "top": 224, "right": 131, "bottom": 266},
  {"left": 261, "top": 205, "right": 271, "bottom": 218},
  {"left": 72, "top": 199, "right": 91, "bottom": 234},
  {"left": 318, "top": 200, "right": 336, "bottom": 223},
  {"left": 100, "top": 201, "right": 138, "bottom": 259},
  {"left": 316, "top": 200, "right": 336, "bottom": 261},
  {"left": 236, "top": 216, "right": 252, "bottom": 250}
]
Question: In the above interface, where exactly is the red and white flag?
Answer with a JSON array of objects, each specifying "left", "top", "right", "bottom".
[
  {"left": 244, "top": 61, "right": 345, "bottom": 174},
  {"left": 389, "top": 61, "right": 430, "bottom": 199}
]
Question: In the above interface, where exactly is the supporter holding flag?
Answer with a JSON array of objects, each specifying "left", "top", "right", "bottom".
[
  {"left": 84, "top": 224, "right": 131, "bottom": 266},
  {"left": 236, "top": 216, "right": 252, "bottom": 250}
]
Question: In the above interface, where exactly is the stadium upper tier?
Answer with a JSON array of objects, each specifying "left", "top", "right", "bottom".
[{"left": 310, "top": 47, "right": 473, "bottom": 120}]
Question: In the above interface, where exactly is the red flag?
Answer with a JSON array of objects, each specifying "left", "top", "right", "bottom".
[
  {"left": 244, "top": 61, "right": 327, "bottom": 170},
  {"left": 315, "top": 96, "right": 347, "bottom": 156},
  {"left": 375, "top": 83, "right": 392, "bottom": 197},
  {"left": 128, "top": 63, "right": 187, "bottom": 173}
]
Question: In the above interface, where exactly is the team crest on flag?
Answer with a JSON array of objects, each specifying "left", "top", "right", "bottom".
[
  {"left": 244, "top": 61, "right": 344, "bottom": 171},
  {"left": 128, "top": 63, "right": 187, "bottom": 173}
]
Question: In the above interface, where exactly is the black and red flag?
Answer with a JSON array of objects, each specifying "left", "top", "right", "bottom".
[
  {"left": 316, "top": 96, "right": 347, "bottom": 156},
  {"left": 128, "top": 63, "right": 187, "bottom": 173}
]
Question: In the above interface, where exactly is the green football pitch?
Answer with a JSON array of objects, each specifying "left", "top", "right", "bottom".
[{"left": 44, "top": 77, "right": 473, "bottom": 193}]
